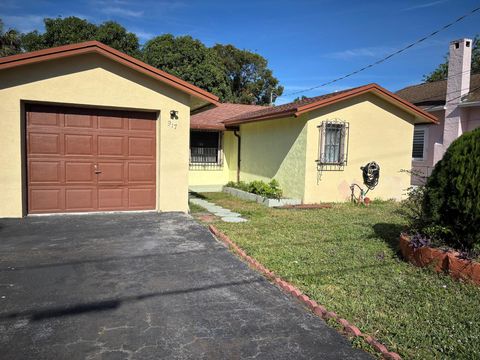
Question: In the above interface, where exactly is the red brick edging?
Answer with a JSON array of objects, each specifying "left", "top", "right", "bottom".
[
  {"left": 208, "top": 225, "right": 402, "bottom": 360},
  {"left": 400, "top": 234, "right": 480, "bottom": 285}
]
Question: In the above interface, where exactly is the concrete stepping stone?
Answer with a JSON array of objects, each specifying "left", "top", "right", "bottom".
[
  {"left": 221, "top": 216, "right": 248, "bottom": 223},
  {"left": 190, "top": 194, "right": 247, "bottom": 222}
]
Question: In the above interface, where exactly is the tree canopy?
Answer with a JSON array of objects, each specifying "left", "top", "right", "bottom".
[
  {"left": 424, "top": 36, "right": 480, "bottom": 82},
  {"left": 0, "top": 20, "right": 22, "bottom": 57},
  {"left": 142, "top": 34, "right": 232, "bottom": 102},
  {"left": 213, "top": 44, "right": 283, "bottom": 104},
  {"left": 0, "top": 16, "right": 282, "bottom": 105},
  {"left": 20, "top": 17, "right": 140, "bottom": 57}
]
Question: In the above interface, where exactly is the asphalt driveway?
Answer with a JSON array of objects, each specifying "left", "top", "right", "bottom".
[{"left": 0, "top": 212, "right": 370, "bottom": 359}]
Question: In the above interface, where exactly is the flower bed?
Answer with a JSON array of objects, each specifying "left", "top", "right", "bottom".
[
  {"left": 399, "top": 234, "right": 480, "bottom": 285},
  {"left": 223, "top": 186, "right": 301, "bottom": 208}
]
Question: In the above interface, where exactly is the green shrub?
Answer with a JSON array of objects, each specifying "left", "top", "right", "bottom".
[
  {"left": 226, "top": 179, "right": 283, "bottom": 199},
  {"left": 422, "top": 128, "right": 480, "bottom": 251}
]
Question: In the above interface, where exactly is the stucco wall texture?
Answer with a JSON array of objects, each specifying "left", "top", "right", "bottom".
[
  {"left": 239, "top": 93, "right": 416, "bottom": 203},
  {"left": 239, "top": 117, "right": 307, "bottom": 200},
  {"left": 0, "top": 53, "right": 191, "bottom": 217}
]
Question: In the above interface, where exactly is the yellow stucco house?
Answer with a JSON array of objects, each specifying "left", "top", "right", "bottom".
[
  {"left": 0, "top": 41, "right": 218, "bottom": 217},
  {"left": 189, "top": 84, "right": 437, "bottom": 203},
  {"left": 0, "top": 42, "right": 437, "bottom": 218}
]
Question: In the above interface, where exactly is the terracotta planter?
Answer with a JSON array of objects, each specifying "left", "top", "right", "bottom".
[
  {"left": 400, "top": 234, "right": 480, "bottom": 286},
  {"left": 447, "top": 253, "right": 480, "bottom": 285}
]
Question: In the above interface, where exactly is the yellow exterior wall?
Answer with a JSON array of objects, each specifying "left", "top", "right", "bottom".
[
  {"left": 188, "top": 131, "right": 238, "bottom": 189},
  {"left": 0, "top": 53, "right": 191, "bottom": 217},
  {"left": 303, "top": 93, "right": 415, "bottom": 203},
  {"left": 239, "top": 116, "right": 308, "bottom": 199}
]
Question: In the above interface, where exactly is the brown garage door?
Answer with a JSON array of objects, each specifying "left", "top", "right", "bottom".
[{"left": 26, "top": 104, "right": 157, "bottom": 214}]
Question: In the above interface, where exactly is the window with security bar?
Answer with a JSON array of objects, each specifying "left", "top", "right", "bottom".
[
  {"left": 190, "top": 130, "right": 223, "bottom": 170},
  {"left": 317, "top": 120, "right": 349, "bottom": 168}
]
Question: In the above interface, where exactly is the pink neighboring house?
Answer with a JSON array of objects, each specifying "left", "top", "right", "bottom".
[{"left": 397, "top": 38, "right": 480, "bottom": 185}]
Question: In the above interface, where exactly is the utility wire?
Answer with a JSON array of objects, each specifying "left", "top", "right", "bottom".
[{"left": 279, "top": 5, "right": 480, "bottom": 98}]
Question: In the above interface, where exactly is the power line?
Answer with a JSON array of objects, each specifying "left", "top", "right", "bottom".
[{"left": 279, "top": 5, "right": 480, "bottom": 99}]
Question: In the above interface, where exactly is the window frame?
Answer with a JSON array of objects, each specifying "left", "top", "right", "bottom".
[
  {"left": 317, "top": 120, "right": 349, "bottom": 168},
  {"left": 412, "top": 126, "right": 428, "bottom": 161},
  {"left": 189, "top": 130, "right": 224, "bottom": 170}
]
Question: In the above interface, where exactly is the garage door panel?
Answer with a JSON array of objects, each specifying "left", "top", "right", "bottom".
[
  {"left": 29, "top": 161, "right": 61, "bottom": 183},
  {"left": 28, "top": 110, "right": 60, "bottom": 127},
  {"left": 98, "top": 188, "right": 125, "bottom": 210},
  {"left": 27, "top": 105, "right": 156, "bottom": 214},
  {"left": 128, "top": 162, "right": 155, "bottom": 184},
  {"left": 64, "top": 111, "right": 94, "bottom": 129},
  {"left": 128, "top": 188, "right": 155, "bottom": 209},
  {"left": 98, "top": 115, "right": 124, "bottom": 130},
  {"left": 97, "top": 162, "right": 124, "bottom": 183},
  {"left": 128, "top": 117, "right": 156, "bottom": 131},
  {"left": 129, "top": 137, "right": 155, "bottom": 158},
  {"left": 65, "top": 188, "right": 96, "bottom": 210},
  {"left": 29, "top": 188, "right": 63, "bottom": 212},
  {"left": 65, "top": 134, "right": 95, "bottom": 156},
  {"left": 29, "top": 133, "right": 61, "bottom": 155},
  {"left": 98, "top": 135, "right": 125, "bottom": 156},
  {"left": 65, "top": 162, "right": 95, "bottom": 183}
]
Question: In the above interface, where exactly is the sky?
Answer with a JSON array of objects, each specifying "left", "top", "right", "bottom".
[{"left": 1, "top": 0, "right": 479, "bottom": 104}]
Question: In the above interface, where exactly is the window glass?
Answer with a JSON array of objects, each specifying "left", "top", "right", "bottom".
[
  {"left": 190, "top": 131, "right": 220, "bottom": 164},
  {"left": 412, "top": 129, "right": 425, "bottom": 159}
]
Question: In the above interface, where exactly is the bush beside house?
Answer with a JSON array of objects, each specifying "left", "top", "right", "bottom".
[
  {"left": 401, "top": 128, "right": 480, "bottom": 284},
  {"left": 226, "top": 179, "right": 283, "bottom": 199},
  {"left": 422, "top": 128, "right": 480, "bottom": 252}
]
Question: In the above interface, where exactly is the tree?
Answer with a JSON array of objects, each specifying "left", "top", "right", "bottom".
[
  {"left": 8, "top": 17, "right": 284, "bottom": 104},
  {"left": 142, "top": 34, "right": 232, "bottom": 101},
  {"left": 95, "top": 21, "right": 140, "bottom": 58},
  {"left": 21, "top": 17, "right": 140, "bottom": 57},
  {"left": 422, "top": 128, "right": 480, "bottom": 250},
  {"left": 213, "top": 44, "right": 283, "bottom": 105},
  {"left": 424, "top": 36, "right": 480, "bottom": 82},
  {"left": 294, "top": 95, "right": 308, "bottom": 102},
  {"left": 0, "top": 20, "right": 21, "bottom": 57}
]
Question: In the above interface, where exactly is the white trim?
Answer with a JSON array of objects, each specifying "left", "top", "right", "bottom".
[
  {"left": 458, "top": 101, "right": 480, "bottom": 108},
  {"left": 420, "top": 105, "right": 445, "bottom": 112},
  {"left": 412, "top": 125, "right": 428, "bottom": 161}
]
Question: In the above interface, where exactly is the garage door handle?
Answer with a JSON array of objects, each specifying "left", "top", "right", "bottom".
[{"left": 95, "top": 170, "right": 102, "bottom": 174}]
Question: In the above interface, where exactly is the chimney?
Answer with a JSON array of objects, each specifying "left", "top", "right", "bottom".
[
  {"left": 437, "top": 38, "right": 472, "bottom": 158},
  {"left": 446, "top": 38, "right": 472, "bottom": 105}
]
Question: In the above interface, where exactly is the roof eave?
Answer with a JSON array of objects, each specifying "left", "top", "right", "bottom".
[
  {"left": 190, "top": 124, "right": 226, "bottom": 131},
  {"left": 295, "top": 83, "right": 438, "bottom": 124},
  {"left": 223, "top": 109, "right": 297, "bottom": 126},
  {"left": 458, "top": 100, "right": 480, "bottom": 108}
]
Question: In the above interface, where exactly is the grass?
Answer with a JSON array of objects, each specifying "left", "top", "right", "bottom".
[
  {"left": 197, "top": 192, "right": 480, "bottom": 359},
  {"left": 188, "top": 201, "right": 205, "bottom": 213}
]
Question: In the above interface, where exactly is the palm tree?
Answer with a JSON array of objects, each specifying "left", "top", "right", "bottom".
[{"left": 0, "top": 20, "right": 21, "bottom": 57}]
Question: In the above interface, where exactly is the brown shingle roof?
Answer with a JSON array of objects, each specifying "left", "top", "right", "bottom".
[
  {"left": 396, "top": 74, "right": 480, "bottom": 106},
  {"left": 224, "top": 86, "right": 364, "bottom": 124},
  {"left": 191, "top": 103, "right": 266, "bottom": 130},
  {"left": 223, "top": 83, "right": 438, "bottom": 126}
]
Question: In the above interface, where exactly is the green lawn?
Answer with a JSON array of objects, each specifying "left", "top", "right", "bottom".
[{"left": 192, "top": 192, "right": 480, "bottom": 359}]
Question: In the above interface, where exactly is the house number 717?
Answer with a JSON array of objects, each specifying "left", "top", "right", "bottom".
[{"left": 168, "top": 120, "right": 178, "bottom": 129}]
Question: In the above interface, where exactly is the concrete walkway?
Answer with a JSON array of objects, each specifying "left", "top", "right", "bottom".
[{"left": 189, "top": 194, "right": 247, "bottom": 223}]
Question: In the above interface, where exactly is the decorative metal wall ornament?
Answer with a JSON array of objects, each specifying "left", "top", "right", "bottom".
[{"left": 350, "top": 161, "right": 380, "bottom": 204}]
